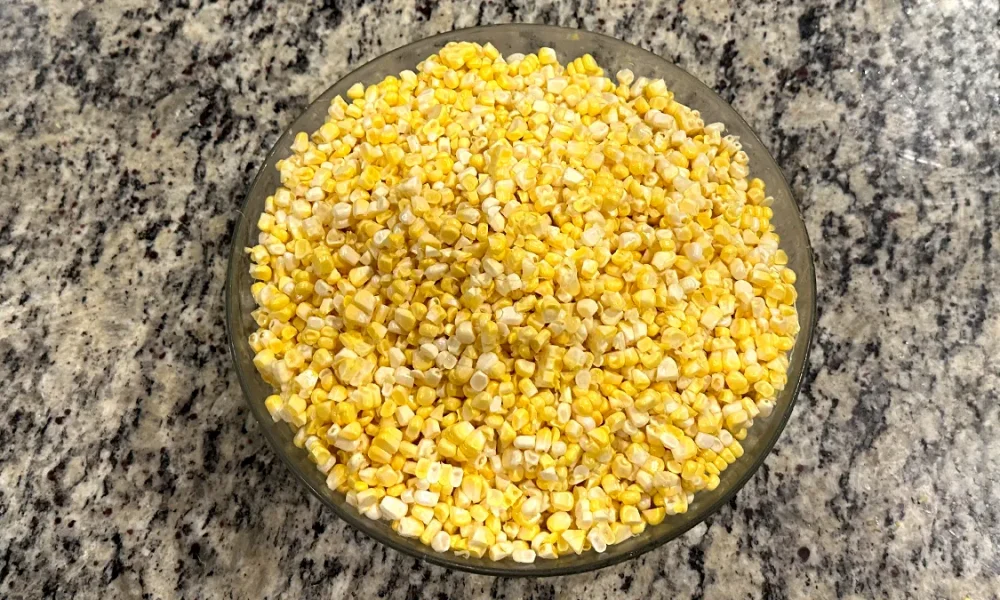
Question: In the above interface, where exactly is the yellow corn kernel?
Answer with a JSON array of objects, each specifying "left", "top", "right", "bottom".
[{"left": 246, "top": 43, "right": 799, "bottom": 561}]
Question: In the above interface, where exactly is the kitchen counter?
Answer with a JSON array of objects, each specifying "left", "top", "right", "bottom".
[{"left": 1, "top": 1, "right": 998, "bottom": 598}]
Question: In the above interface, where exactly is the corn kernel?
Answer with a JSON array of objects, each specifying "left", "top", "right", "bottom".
[{"left": 246, "top": 41, "right": 800, "bottom": 564}]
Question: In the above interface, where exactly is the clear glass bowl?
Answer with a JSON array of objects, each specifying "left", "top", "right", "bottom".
[{"left": 225, "top": 24, "right": 817, "bottom": 576}]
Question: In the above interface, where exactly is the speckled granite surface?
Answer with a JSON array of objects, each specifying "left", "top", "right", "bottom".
[{"left": 1, "top": 0, "right": 999, "bottom": 598}]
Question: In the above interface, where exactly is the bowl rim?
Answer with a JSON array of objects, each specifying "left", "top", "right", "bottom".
[{"left": 225, "top": 22, "right": 817, "bottom": 577}]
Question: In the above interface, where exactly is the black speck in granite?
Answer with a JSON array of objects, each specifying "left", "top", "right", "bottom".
[{"left": 0, "top": 0, "right": 999, "bottom": 599}]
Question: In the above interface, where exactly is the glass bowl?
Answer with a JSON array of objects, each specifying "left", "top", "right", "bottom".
[{"left": 225, "top": 23, "right": 817, "bottom": 577}]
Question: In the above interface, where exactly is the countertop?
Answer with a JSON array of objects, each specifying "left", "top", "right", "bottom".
[{"left": 1, "top": 0, "right": 998, "bottom": 598}]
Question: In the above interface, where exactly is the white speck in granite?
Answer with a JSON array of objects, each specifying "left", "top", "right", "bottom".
[{"left": 0, "top": 0, "right": 998, "bottom": 599}]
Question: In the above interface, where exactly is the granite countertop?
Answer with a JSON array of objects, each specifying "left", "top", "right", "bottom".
[{"left": 2, "top": 0, "right": 999, "bottom": 598}]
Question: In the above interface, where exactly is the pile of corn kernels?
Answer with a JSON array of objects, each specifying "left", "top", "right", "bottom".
[{"left": 246, "top": 42, "right": 799, "bottom": 563}]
